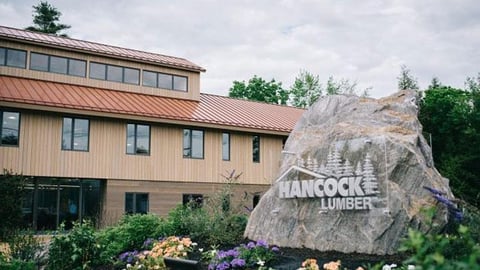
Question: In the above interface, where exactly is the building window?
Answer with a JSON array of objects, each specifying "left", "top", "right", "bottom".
[
  {"left": 125, "top": 193, "right": 149, "bottom": 214},
  {"left": 183, "top": 129, "right": 204, "bottom": 159},
  {"left": 173, "top": 76, "right": 188, "bottom": 91},
  {"left": 142, "top": 70, "right": 188, "bottom": 92},
  {"left": 62, "top": 117, "right": 89, "bottom": 151},
  {"left": 126, "top": 123, "right": 150, "bottom": 155},
  {"left": 182, "top": 194, "right": 203, "bottom": 207},
  {"left": 0, "top": 47, "right": 26, "bottom": 68},
  {"left": 30, "top": 52, "right": 86, "bottom": 77},
  {"left": 1, "top": 111, "right": 20, "bottom": 146},
  {"left": 90, "top": 62, "right": 140, "bottom": 85},
  {"left": 142, "top": 70, "right": 157, "bottom": 87},
  {"left": 222, "top": 132, "right": 230, "bottom": 161},
  {"left": 253, "top": 194, "right": 261, "bottom": 208},
  {"left": 252, "top": 135, "right": 260, "bottom": 163}
]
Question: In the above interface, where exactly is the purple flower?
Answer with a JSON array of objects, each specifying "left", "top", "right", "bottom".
[
  {"left": 142, "top": 238, "right": 154, "bottom": 249},
  {"left": 423, "top": 186, "right": 446, "bottom": 196},
  {"left": 208, "top": 264, "right": 215, "bottom": 270},
  {"left": 119, "top": 252, "right": 129, "bottom": 261},
  {"left": 216, "top": 261, "right": 230, "bottom": 270},
  {"left": 225, "top": 249, "right": 239, "bottom": 258},
  {"left": 216, "top": 250, "right": 227, "bottom": 259},
  {"left": 246, "top": 241, "right": 256, "bottom": 249},
  {"left": 256, "top": 240, "right": 268, "bottom": 248},
  {"left": 271, "top": 246, "right": 280, "bottom": 252},
  {"left": 231, "top": 258, "right": 246, "bottom": 268},
  {"left": 433, "top": 194, "right": 456, "bottom": 209}
]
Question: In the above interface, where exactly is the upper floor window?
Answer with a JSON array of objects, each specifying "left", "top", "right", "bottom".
[
  {"left": 62, "top": 117, "right": 89, "bottom": 151},
  {"left": 0, "top": 47, "right": 26, "bottom": 68},
  {"left": 126, "top": 123, "right": 150, "bottom": 155},
  {"left": 183, "top": 129, "right": 204, "bottom": 159},
  {"left": 142, "top": 70, "right": 188, "bottom": 92},
  {"left": 125, "top": 193, "right": 149, "bottom": 214},
  {"left": 1, "top": 111, "right": 20, "bottom": 146},
  {"left": 30, "top": 52, "right": 86, "bottom": 77},
  {"left": 222, "top": 132, "right": 230, "bottom": 161},
  {"left": 89, "top": 62, "right": 140, "bottom": 85},
  {"left": 252, "top": 135, "right": 260, "bottom": 163}
]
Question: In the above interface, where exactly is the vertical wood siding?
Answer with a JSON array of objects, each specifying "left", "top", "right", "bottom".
[{"left": 0, "top": 111, "right": 285, "bottom": 185}]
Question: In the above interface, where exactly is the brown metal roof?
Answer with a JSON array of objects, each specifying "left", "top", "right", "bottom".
[
  {"left": 0, "top": 25, "right": 206, "bottom": 72},
  {"left": 0, "top": 76, "right": 304, "bottom": 133}
]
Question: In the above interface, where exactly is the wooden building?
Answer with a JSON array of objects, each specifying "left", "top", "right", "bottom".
[{"left": 0, "top": 25, "right": 304, "bottom": 229}]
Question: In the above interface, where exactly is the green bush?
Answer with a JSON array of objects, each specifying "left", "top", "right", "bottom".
[
  {"left": 7, "top": 230, "right": 45, "bottom": 267},
  {"left": 97, "top": 213, "right": 166, "bottom": 261},
  {"left": 0, "top": 171, "right": 27, "bottom": 241},
  {"left": 46, "top": 221, "right": 105, "bottom": 270}
]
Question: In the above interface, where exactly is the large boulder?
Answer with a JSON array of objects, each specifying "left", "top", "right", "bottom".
[{"left": 244, "top": 90, "right": 453, "bottom": 255}]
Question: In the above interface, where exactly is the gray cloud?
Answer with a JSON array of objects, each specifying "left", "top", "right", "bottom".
[{"left": 1, "top": 0, "right": 479, "bottom": 98}]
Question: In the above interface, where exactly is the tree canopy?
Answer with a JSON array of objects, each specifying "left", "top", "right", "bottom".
[
  {"left": 25, "top": 1, "right": 70, "bottom": 36},
  {"left": 228, "top": 75, "right": 288, "bottom": 105},
  {"left": 397, "top": 65, "right": 419, "bottom": 90},
  {"left": 419, "top": 84, "right": 480, "bottom": 207},
  {"left": 289, "top": 70, "right": 322, "bottom": 108}
]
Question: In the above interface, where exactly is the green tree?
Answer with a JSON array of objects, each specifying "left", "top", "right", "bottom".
[
  {"left": 397, "top": 65, "right": 419, "bottom": 90},
  {"left": 289, "top": 70, "right": 322, "bottom": 108},
  {"left": 0, "top": 171, "right": 27, "bottom": 240},
  {"left": 419, "top": 86, "right": 480, "bottom": 207},
  {"left": 25, "top": 1, "right": 70, "bottom": 36},
  {"left": 228, "top": 75, "right": 288, "bottom": 105},
  {"left": 325, "top": 76, "right": 359, "bottom": 95},
  {"left": 428, "top": 77, "right": 442, "bottom": 89},
  {"left": 465, "top": 73, "right": 480, "bottom": 93}
]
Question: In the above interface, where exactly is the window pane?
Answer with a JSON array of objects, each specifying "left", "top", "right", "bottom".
[
  {"left": 30, "top": 53, "right": 49, "bottom": 71},
  {"left": 6, "top": 49, "right": 26, "bottom": 68},
  {"left": 62, "top": 118, "right": 73, "bottom": 150},
  {"left": 50, "top": 56, "right": 68, "bottom": 74},
  {"left": 125, "top": 193, "right": 134, "bottom": 214},
  {"left": 191, "top": 130, "right": 204, "bottom": 158},
  {"left": 136, "top": 125, "right": 150, "bottom": 154},
  {"left": 136, "top": 193, "right": 149, "bottom": 214},
  {"left": 0, "top": 48, "right": 5, "bottom": 65},
  {"left": 1, "top": 112, "right": 20, "bottom": 146},
  {"left": 124, "top": 68, "right": 139, "bottom": 85},
  {"left": 253, "top": 135, "right": 260, "bottom": 162},
  {"left": 89, "top": 62, "right": 106, "bottom": 80},
  {"left": 126, "top": 124, "right": 135, "bottom": 154},
  {"left": 183, "top": 129, "right": 191, "bottom": 157},
  {"left": 107, "top": 65, "right": 123, "bottom": 82},
  {"left": 73, "top": 119, "right": 89, "bottom": 151},
  {"left": 173, "top": 76, "right": 187, "bottom": 91},
  {"left": 158, "top": 73, "right": 173, "bottom": 89},
  {"left": 222, "top": 133, "right": 230, "bottom": 161},
  {"left": 68, "top": 59, "right": 86, "bottom": 77},
  {"left": 142, "top": 71, "right": 157, "bottom": 87}
]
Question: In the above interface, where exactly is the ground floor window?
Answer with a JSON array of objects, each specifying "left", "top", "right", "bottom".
[
  {"left": 21, "top": 178, "right": 104, "bottom": 231},
  {"left": 182, "top": 194, "right": 203, "bottom": 207},
  {"left": 125, "top": 193, "right": 149, "bottom": 214}
]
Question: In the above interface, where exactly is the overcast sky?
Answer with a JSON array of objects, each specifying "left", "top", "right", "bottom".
[{"left": 1, "top": 0, "right": 479, "bottom": 98}]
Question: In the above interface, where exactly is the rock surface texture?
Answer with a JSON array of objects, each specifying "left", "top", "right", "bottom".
[{"left": 244, "top": 90, "right": 453, "bottom": 255}]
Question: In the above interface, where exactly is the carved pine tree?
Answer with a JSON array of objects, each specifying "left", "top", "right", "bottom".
[{"left": 362, "top": 153, "right": 379, "bottom": 195}]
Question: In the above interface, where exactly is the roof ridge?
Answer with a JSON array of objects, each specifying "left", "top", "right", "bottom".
[
  {"left": 200, "top": 92, "right": 306, "bottom": 110},
  {"left": 0, "top": 25, "right": 205, "bottom": 72}
]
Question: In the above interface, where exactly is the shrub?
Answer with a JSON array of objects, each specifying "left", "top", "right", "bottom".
[
  {"left": 0, "top": 171, "right": 27, "bottom": 241},
  {"left": 7, "top": 230, "right": 45, "bottom": 267},
  {"left": 97, "top": 213, "right": 166, "bottom": 261},
  {"left": 46, "top": 220, "right": 105, "bottom": 270}
]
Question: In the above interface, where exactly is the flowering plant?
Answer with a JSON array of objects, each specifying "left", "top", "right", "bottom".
[
  {"left": 207, "top": 240, "right": 279, "bottom": 270},
  {"left": 119, "top": 236, "right": 196, "bottom": 270},
  {"left": 298, "top": 258, "right": 319, "bottom": 270}
]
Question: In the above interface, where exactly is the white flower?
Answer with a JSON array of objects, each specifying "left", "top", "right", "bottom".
[
  {"left": 257, "top": 259, "right": 265, "bottom": 266},
  {"left": 382, "top": 264, "right": 397, "bottom": 270},
  {"left": 199, "top": 248, "right": 204, "bottom": 252},
  {"left": 407, "top": 265, "right": 416, "bottom": 270},
  {"left": 191, "top": 242, "right": 198, "bottom": 246}
]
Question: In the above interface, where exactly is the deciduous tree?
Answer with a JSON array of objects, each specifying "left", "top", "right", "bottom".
[
  {"left": 397, "top": 65, "right": 419, "bottom": 90},
  {"left": 228, "top": 75, "right": 288, "bottom": 105}
]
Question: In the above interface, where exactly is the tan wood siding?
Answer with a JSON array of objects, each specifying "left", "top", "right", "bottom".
[
  {"left": 102, "top": 179, "right": 269, "bottom": 226},
  {"left": 0, "top": 40, "right": 200, "bottom": 100},
  {"left": 1, "top": 111, "right": 285, "bottom": 185}
]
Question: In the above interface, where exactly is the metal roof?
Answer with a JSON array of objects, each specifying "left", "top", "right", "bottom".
[
  {"left": 0, "top": 25, "right": 206, "bottom": 72},
  {"left": 0, "top": 76, "right": 304, "bottom": 133}
]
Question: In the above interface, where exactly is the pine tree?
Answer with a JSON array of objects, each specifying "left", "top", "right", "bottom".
[{"left": 25, "top": 1, "right": 71, "bottom": 37}]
